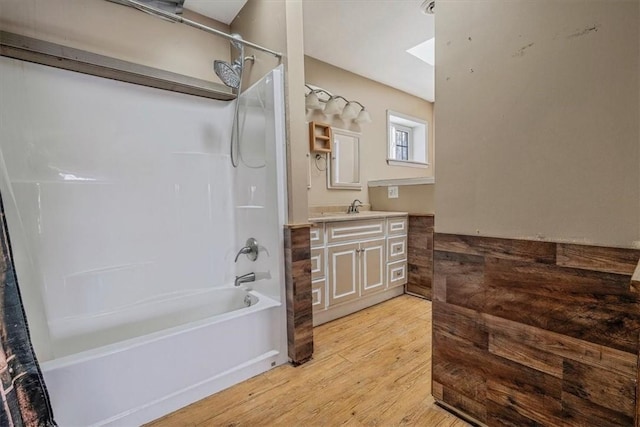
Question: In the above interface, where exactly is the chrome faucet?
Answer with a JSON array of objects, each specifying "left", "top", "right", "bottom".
[
  {"left": 347, "top": 199, "right": 363, "bottom": 214},
  {"left": 234, "top": 238, "right": 259, "bottom": 262},
  {"left": 235, "top": 272, "right": 256, "bottom": 287}
]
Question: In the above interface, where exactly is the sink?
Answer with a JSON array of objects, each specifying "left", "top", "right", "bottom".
[
  {"left": 320, "top": 212, "right": 350, "bottom": 217},
  {"left": 309, "top": 211, "right": 407, "bottom": 222}
]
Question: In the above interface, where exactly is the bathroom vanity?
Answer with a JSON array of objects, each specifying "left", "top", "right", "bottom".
[{"left": 309, "top": 211, "right": 408, "bottom": 326}]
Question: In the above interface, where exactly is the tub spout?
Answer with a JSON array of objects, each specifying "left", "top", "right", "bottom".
[{"left": 234, "top": 272, "right": 255, "bottom": 287}]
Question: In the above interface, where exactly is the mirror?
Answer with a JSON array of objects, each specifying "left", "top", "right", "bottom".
[{"left": 327, "top": 128, "right": 361, "bottom": 189}]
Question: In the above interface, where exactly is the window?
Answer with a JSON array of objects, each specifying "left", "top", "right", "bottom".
[
  {"left": 387, "top": 110, "right": 428, "bottom": 168},
  {"left": 392, "top": 124, "right": 412, "bottom": 161}
]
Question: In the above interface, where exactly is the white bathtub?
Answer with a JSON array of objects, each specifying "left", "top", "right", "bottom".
[{"left": 40, "top": 287, "right": 285, "bottom": 426}]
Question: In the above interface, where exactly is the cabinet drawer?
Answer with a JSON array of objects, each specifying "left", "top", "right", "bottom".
[
  {"left": 312, "top": 279, "right": 326, "bottom": 311},
  {"left": 310, "top": 224, "right": 324, "bottom": 248},
  {"left": 387, "top": 260, "right": 407, "bottom": 288},
  {"left": 326, "top": 219, "right": 385, "bottom": 244},
  {"left": 387, "top": 216, "right": 408, "bottom": 236},
  {"left": 387, "top": 236, "right": 407, "bottom": 263},
  {"left": 311, "top": 248, "right": 325, "bottom": 280}
]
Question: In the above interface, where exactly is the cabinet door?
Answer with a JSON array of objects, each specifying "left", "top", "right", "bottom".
[
  {"left": 312, "top": 279, "right": 326, "bottom": 312},
  {"left": 311, "top": 248, "right": 325, "bottom": 281},
  {"left": 360, "top": 238, "right": 386, "bottom": 296},
  {"left": 327, "top": 243, "right": 360, "bottom": 306},
  {"left": 310, "top": 223, "right": 324, "bottom": 248}
]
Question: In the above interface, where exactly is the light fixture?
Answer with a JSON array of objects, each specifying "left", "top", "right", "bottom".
[
  {"left": 305, "top": 90, "right": 323, "bottom": 110},
  {"left": 323, "top": 96, "right": 348, "bottom": 115},
  {"left": 304, "top": 83, "right": 371, "bottom": 124},
  {"left": 341, "top": 101, "right": 360, "bottom": 120},
  {"left": 304, "top": 84, "right": 331, "bottom": 111},
  {"left": 342, "top": 100, "right": 371, "bottom": 123},
  {"left": 355, "top": 108, "right": 372, "bottom": 124},
  {"left": 421, "top": 0, "right": 435, "bottom": 15}
]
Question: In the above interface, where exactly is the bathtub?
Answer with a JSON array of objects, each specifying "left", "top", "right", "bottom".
[{"left": 40, "top": 287, "right": 285, "bottom": 426}]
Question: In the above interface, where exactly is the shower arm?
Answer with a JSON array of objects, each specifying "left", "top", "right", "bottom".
[{"left": 107, "top": 0, "right": 283, "bottom": 59}]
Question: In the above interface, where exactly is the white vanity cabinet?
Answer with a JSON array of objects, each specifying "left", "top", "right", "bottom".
[
  {"left": 310, "top": 212, "right": 408, "bottom": 326},
  {"left": 326, "top": 218, "right": 386, "bottom": 306}
]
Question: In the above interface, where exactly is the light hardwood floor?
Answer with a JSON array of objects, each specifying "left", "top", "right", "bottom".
[{"left": 148, "top": 295, "right": 467, "bottom": 426}]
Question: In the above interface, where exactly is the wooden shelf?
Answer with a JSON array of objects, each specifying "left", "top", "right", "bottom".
[{"left": 309, "top": 121, "right": 332, "bottom": 153}]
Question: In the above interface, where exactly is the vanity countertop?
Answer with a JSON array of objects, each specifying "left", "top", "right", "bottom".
[{"left": 308, "top": 210, "right": 409, "bottom": 223}]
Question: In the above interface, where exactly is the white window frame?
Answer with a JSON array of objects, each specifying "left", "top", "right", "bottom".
[
  {"left": 386, "top": 110, "right": 428, "bottom": 168},
  {"left": 390, "top": 123, "right": 413, "bottom": 161}
]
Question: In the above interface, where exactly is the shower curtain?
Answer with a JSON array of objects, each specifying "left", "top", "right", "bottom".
[{"left": 0, "top": 194, "right": 56, "bottom": 426}]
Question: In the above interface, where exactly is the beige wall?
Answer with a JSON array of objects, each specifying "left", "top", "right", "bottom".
[
  {"left": 369, "top": 184, "right": 435, "bottom": 214},
  {"left": 305, "top": 56, "right": 434, "bottom": 210},
  {"left": 0, "top": 0, "right": 231, "bottom": 84},
  {"left": 232, "top": 0, "right": 308, "bottom": 224},
  {"left": 435, "top": 0, "right": 640, "bottom": 248}
]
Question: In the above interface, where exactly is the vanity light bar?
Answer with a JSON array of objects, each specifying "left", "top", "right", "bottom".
[{"left": 304, "top": 84, "right": 372, "bottom": 124}]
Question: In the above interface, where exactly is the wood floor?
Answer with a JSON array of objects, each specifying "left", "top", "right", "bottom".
[{"left": 148, "top": 295, "right": 468, "bottom": 426}]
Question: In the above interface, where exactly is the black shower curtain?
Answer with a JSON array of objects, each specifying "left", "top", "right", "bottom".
[{"left": 0, "top": 194, "right": 56, "bottom": 426}]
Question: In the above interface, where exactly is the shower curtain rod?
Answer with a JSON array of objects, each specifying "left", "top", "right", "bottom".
[{"left": 111, "top": 0, "right": 283, "bottom": 59}]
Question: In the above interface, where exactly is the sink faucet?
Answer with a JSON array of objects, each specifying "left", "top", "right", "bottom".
[
  {"left": 347, "top": 199, "right": 363, "bottom": 214},
  {"left": 235, "top": 272, "right": 255, "bottom": 287}
]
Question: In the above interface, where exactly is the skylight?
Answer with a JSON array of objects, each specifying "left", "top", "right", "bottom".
[{"left": 407, "top": 37, "right": 435, "bottom": 66}]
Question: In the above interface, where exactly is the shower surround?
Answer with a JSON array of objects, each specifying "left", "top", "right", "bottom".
[{"left": 0, "top": 57, "right": 287, "bottom": 425}]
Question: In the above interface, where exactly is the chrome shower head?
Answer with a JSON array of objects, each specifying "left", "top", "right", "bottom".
[
  {"left": 214, "top": 34, "right": 248, "bottom": 89},
  {"left": 214, "top": 60, "right": 242, "bottom": 89}
]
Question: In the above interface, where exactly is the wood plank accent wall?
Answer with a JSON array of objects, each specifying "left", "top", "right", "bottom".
[
  {"left": 284, "top": 225, "right": 313, "bottom": 365},
  {"left": 433, "top": 233, "right": 640, "bottom": 426},
  {"left": 406, "top": 215, "right": 434, "bottom": 300}
]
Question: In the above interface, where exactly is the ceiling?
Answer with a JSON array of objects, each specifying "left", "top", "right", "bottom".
[
  {"left": 302, "top": 1, "right": 434, "bottom": 102},
  {"left": 184, "top": 0, "right": 435, "bottom": 102},
  {"left": 184, "top": 0, "right": 247, "bottom": 25}
]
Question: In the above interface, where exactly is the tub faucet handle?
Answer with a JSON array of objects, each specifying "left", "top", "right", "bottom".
[{"left": 234, "top": 238, "right": 259, "bottom": 262}]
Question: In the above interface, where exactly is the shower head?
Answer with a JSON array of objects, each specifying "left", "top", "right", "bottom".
[
  {"left": 214, "top": 34, "right": 249, "bottom": 89},
  {"left": 214, "top": 60, "right": 242, "bottom": 89}
]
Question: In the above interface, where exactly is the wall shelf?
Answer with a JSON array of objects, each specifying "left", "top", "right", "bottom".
[
  {"left": 0, "top": 31, "right": 235, "bottom": 101},
  {"left": 309, "top": 121, "right": 332, "bottom": 153}
]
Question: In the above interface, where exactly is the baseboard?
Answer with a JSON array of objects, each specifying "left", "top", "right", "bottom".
[
  {"left": 313, "top": 287, "right": 405, "bottom": 326},
  {"left": 435, "top": 400, "right": 486, "bottom": 427}
]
